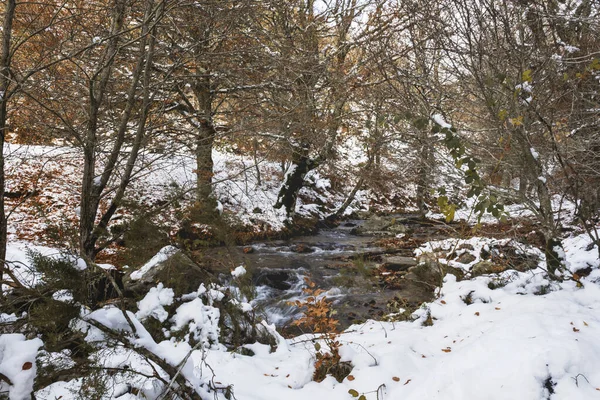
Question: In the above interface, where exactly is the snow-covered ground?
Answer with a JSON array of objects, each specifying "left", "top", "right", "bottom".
[
  {"left": 4, "top": 144, "right": 374, "bottom": 244},
  {"left": 2, "top": 230, "right": 599, "bottom": 400},
  {"left": 3, "top": 139, "right": 600, "bottom": 400}
]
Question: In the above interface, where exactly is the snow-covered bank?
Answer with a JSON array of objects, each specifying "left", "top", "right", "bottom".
[
  {"left": 30, "top": 266, "right": 600, "bottom": 400},
  {"left": 1, "top": 230, "right": 598, "bottom": 400},
  {"left": 4, "top": 144, "right": 375, "bottom": 244}
]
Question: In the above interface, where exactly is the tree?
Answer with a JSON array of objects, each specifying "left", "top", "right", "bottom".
[
  {"left": 266, "top": 0, "right": 398, "bottom": 217},
  {"left": 441, "top": 0, "right": 600, "bottom": 275},
  {"left": 161, "top": 0, "right": 266, "bottom": 217},
  {"left": 19, "top": 0, "right": 165, "bottom": 260},
  {"left": 0, "top": 0, "right": 16, "bottom": 292}
]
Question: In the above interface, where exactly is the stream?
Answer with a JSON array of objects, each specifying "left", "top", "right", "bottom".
[{"left": 236, "top": 214, "right": 450, "bottom": 330}]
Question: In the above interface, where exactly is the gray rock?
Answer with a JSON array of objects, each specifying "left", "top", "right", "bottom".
[
  {"left": 456, "top": 252, "right": 476, "bottom": 265},
  {"left": 380, "top": 256, "right": 418, "bottom": 271},
  {"left": 352, "top": 215, "right": 409, "bottom": 236},
  {"left": 471, "top": 260, "right": 501, "bottom": 276},
  {"left": 124, "top": 248, "right": 213, "bottom": 297}
]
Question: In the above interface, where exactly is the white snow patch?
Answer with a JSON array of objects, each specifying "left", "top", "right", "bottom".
[
  {"left": 130, "top": 246, "right": 178, "bottom": 281},
  {"left": 432, "top": 113, "right": 451, "bottom": 129},
  {"left": 0, "top": 334, "right": 43, "bottom": 400},
  {"left": 530, "top": 147, "right": 540, "bottom": 160},
  {"left": 135, "top": 283, "right": 174, "bottom": 322},
  {"left": 231, "top": 265, "right": 247, "bottom": 278}
]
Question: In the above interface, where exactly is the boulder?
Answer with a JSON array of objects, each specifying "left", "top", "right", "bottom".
[
  {"left": 456, "top": 252, "right": 476, "bottom": 265},
  {"left": 380, "top": 256, "right": 418, "bottom": 271},
  {"left": 289, "top": 243, "right": 315, "bottom": 253},
  {"left": 254, "top": 270, "right": 294, "bottom": 291},
  {"left": 351, "top": 215, "right": 409, "bottom": 236},
  {"left": 471, "top": 260, "right": 504, "bottom": 276},
  {"left": 124, "top": 247, "right": 213, "bottom": 297}
]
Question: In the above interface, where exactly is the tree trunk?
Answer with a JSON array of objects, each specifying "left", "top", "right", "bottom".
[
  {"left": 192, "top": 21, "right": 218, "bottom": 215},
  {"left": 79, "top": 147, "right": 99, "bottom": 260},
  {"left": 519, "top": 130, "right": 564, "bottom": 277},
  {"left": 274, "top": 150, "right": 317, "bottom": 217},
  {"left": 0, "top": 0, "right": 17, "bottom": 292},
  {"left": 78, "top": 0, "right": 130, "bottom": 260},
  {"left": 195, "top": 121, "right": 216, "bottom": 213},
  {"left": 415, "top": 130, "right": 432, "bottom": 217}
]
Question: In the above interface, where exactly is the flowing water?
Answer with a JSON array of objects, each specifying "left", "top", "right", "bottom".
[{"left": 236, "top": 215, "right": 450, "bottom": 330}]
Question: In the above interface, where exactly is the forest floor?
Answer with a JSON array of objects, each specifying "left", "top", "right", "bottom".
[{"left": 1, "top": 145, "right": 600, "bottom": 400}]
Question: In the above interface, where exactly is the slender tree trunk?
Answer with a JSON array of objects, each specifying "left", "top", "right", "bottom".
[
  {"left": 253, "top": 138, "right": 261, "bottom": 186},
  {"left": 332, "top": 176, "right": 365, "bottom": 219},
  {"left": 192, "top": 23, "right": 218, "bottom": 215},
  {"left": 0, "top": 0, "right": 17, "bottom": 293},
  {"left": 415, "top": 130, "right": 432, "bottom": 217},
  {"left": 79, "top": 0, "right": 128, "bottom": 260},
  {"left": 195, "top": 120, "right": 216, "bottom": 212},
  {"left": 88, "top": 3, "right": 158, "bottom": 256},
  {"left": 519, "top": 130, "right": 564, "bottom": 276}
]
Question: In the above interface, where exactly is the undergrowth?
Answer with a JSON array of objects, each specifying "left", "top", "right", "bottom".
[{"left": 292, "top": 277, "right": 352, "bottom": 382}]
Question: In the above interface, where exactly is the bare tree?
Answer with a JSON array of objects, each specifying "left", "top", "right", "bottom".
[{"left": 0, "top": 0, "right": 16, "bottom": 292}]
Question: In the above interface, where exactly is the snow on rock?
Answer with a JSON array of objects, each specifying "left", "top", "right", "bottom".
[
  {"left": 415, "top": 236, "right": 543, "bottom": 274},
  {"left": 170, "top": 297, "right": 221, "bottom": 348},
  {"left": 0, "top": 334, "right": 43, "bottom": 400},
  {"left": 563, "top": 233, "right": 599, "bottom": 273},
  {"left": 135, "top": 283, "right": 174, "bottom": 322},
  {"left": 432, "top": 113, "right": 452, "bottom": 129},
  {"left": 130, "top": 245, "right": 178, "bottom": 281},
  {"left": 530, "top": 147, "right": 540, "bottom": 160},
  {"left": 231, "top": 265, "right": 246, "bottom": 278}
]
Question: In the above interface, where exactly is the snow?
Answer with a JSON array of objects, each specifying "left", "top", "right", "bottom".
[
  {"left": 530, "top": 147, "right": 540, "bottom": 160},
  {"left": 135, "top": 283, "right": 174, "bottom": 322},
  {"left": 564, "top": 45, "right": 580, "bottom": 53},
  {"left": 0, "top": 334, "right": 43, "bottom": 400},
  {"left": 562, "top": 233, "right": 599, "bottom": 273},
  {"left": 2, "top": 242, "right": 84, "bottom": 290},
  {"left": 231, "top": 265, "right": 247, "bottom": 277},
  {"left": 432, "top": 113, "right": 452, "bottom": 129},
  {"left": 129, "top": 245, "right": 178, "bottom": 280},
  {"left": 0, "top": 230, "right": 591, "bottom": 400},
  {"left": 194, "top": 269, "right": 600, "bottom": 400}
]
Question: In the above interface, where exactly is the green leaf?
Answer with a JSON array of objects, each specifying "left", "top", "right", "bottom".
[
  {"left": 445, "top": 205, "right": 456, "bottom": 223},
  {"left": 348, "top": 389, "right": 359, "bottom": 397},
  {"left": 358, "top": 396, "right": 367, "bottom": 400},
  {"left": 314, "top": 342, "right": 321, "bottom": 352}
]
